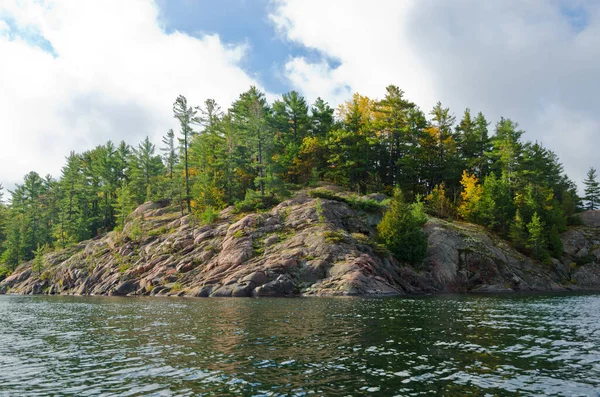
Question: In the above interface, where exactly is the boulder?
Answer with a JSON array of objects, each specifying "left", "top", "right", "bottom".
[
  {"left": 253, "top": 275, "right": 296, "bottom": 297},
  {"left": 231, "top": 282, "right": 256, "bottom": 297},
  {"left": 196, "top": 285, "right": 215, "bottom": 298},
  {"left": 210, "top": 284, "right": 235, "bottom": 297},
  {"left": 241, "top": 271, "right": 267, "bottom": 286},
  {"left": 572, "top": 264, "right": 600, "bottom": 288},
  {"left": 264, "top": 235, "right": 280, "bottom": 247},
  {"left": 112, "top": 281, "right": 138, "bottom": 296}
]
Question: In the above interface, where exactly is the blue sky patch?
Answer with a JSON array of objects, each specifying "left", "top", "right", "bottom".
[
  {"left": 0, "top": 14, "right": 56, "bottom": 56},
  {"left": 558, "top": 1, "right": 589, "bottom": 33},
  {"left": 154, "top": 0, "right": 336, "bottom": 95}
]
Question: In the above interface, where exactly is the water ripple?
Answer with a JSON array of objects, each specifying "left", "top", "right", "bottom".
[{"left": 0, "top": 294, "right": 599, "bottom": 396}]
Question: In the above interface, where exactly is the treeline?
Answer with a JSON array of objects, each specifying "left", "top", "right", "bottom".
[{"left": 0, "top": 85, "right": 597, "bottom": 274}]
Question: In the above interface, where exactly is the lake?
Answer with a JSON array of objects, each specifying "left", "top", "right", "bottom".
[{"left": 0, "top": 294, "right": 599, "bottom": 396}]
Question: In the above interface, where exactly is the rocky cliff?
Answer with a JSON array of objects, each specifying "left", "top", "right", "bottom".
[{"left": 1, "top": 190, "right": 599, "bottom": 297}]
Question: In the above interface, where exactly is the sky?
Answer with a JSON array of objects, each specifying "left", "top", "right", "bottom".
[{"left": 0, "top": 0, "right": 599, "bottom": 194}]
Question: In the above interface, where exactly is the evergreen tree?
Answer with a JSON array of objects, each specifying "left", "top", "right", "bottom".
[
  {"left": 89, "top": 142, "right": 121, "bottom": 232},
  {"left": 508, "top": 210, "right": 528, "bottom": 250},
  {"left": 161, "top": 129, "right": 178, "bottom": 180},
  {"left": 377, "top": 188, "right": 428, "bottom": 264},
  {"left": 1, "top": 210, "right": 23, "bottom": 269},
  {"left": 271, "top": 91, "right": 311, "bottom": 184},
  {"left": 583, "top": 167, "right": 600, "bottom": 210},
  {"left": 32, "top": 244, "right": 48, "bottom": 276},
  {"left": 473, "top": 112, "right": 492, "bottom": 178},
  {"left": 429, "top": 102, "right": 457, "bottom": 190},
  {"left": 173, "top": 95, "right": 197, "bottom": 213},
  {"left": 397, "top": 107, "right": 428, "bottom": 198},
  {"left": 55, "top": 152, "right": 88, "bottom": 245},
  {"left": 130, "top": 136, "right": 164, "bottom": 202},
  {"left": 527, "top": 212, "right": 545, "bottom": 260},
  {"left": 456, "top": 109, "right": 491, "bottom": 178},
  {"left": 230, "top": 87, "right": 273, "bottom": 196},
  {"left": 114, "top": 181, "right": 136, "bottom": 228},
  {"left": 0, "top": 183, "right": 6, "bottom": 260},
  {"left": 193, "top": 99, "right": 224, "bottom": 174},
  {"left": 114, "top": 141, "right": 131, "bottom": 184},
  {"left": 373, "top": 85, "right": 415, "bottom": 187},
  {"left": 310, "top": 97, "right": 334, "bottom": 138},
  {"left": 490, "top": 118, "right": 523, "bottom": 194},
  {"left": 330, "top": 93, "right": 376, "bottom": 193}
]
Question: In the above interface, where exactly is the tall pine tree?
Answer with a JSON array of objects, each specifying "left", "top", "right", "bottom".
[{"left": 583, "top": 167, "right": 600, "bottom": 210}]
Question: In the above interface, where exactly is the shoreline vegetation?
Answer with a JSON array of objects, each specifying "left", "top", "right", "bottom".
[{"left": 0, "top": 85, "right": 599, "bottom": 296}]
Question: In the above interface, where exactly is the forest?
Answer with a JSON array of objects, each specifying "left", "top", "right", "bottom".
[{"left": 1, "top": 85, "right": 599, "bottom": 276}]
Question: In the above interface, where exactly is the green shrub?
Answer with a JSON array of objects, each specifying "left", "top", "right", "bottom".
[
  {"left": 309, "top": 189, "right": 384, "bottom": 212},
  {"left": 309, "top": 189, "right": 340, "bottom": 201},
  {"left": 234, "top": 189, "right": 280, "bottom": 213},
  {"left": 32, "top": 244, "right": 49, "bottom": 276},
  {"left": 0, "top": 265, "right": 11, "bottom": 280},
  {"left": 128, "top": 219, "right": 143, "bottom": 241},
  {"left": 118, "top": 263, "right": 132, "bottom": 273},
  {"left": 323, "top": 230, "right": 347, "bottom": 244},
  {"left": 345, "top": 195, "right": 383, "bottom": 212},
  {"left": 377, "top": 188, "right": 428, "bottom": 264},
  {"left": 575, "top": 254, "right": 596, "bottom": 266},
  {"left": 148, "top": 226, "right": 171, "bottom": 237},
  {"left": 567, "top": 214, "right": 584, "bottom": 226},
  {"left": 315, "top": 198, "right": 325, "bottom": 223},
  {"left": 200, "top": 206, "right": 220, "bottom": 225}
]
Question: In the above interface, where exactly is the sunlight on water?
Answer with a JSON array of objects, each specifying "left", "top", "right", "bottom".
[{"left": 0, "top": 294, "right": 599, "bottom": 396}]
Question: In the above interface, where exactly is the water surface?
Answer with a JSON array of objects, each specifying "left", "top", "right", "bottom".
[{"left": 1, "top": 294, "right": 599, "bottom": 396}]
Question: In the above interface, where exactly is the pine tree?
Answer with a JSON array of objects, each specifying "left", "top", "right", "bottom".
[
  {"left": 161, "top": 129, "right": 178, "bottom": 180},
  {"left": 32, "top": 244, "right": 48, "bottom": 276},
  {"left": 429, "top": 102, "right": 457, "bottom": 189},
  {"left": 490, "top": 118, "right": 523, "bottom": 194},
  {"left": 527, "top": 212, "right": 545, "bottom": 260},
  {"left": 310, "top": 97, "right": 334, "bottom": 138},
  {"left": 508, "top": 210, "right": 527, "bottom": 250},
  {"left": 456, "top": 109, "right": 491, "bottom": 178},
  {"left": 230, "top": 87, "right": 273, "bottom": 196},
  {"left": 271, "top": 91, "right": 311, "bottom": 184},
  {"left": 373, "top": 85, "right": 415, "bottom": 187},
  {"left": 377, "top": 188, "right": 428, "bottom": 264},
  {"left": 130, "top": 136, "right": 164, "bottom": 202},
  {"left": 55, "top": 152, "right": 87, "bottom": 246},
  {"left": 0, "top": 183, "right": 6, "bottom": 260},
  {"left": 173, "top": 95, "right": 197, "bottom": 213},
  {"left": 194, "top": 99, "right": 224, "bottom": 173},
  {"left": 473, "top": 112, "right": 492, "bottom": 178},
  {"left": 114, "top": 182, "right": 136, "bottom": 228},
  {"left": 583, "top": 167, "right": 600, "bottom": 210},
  {"left": 1, "top": 210, "right": 23, "bottom": 269}
]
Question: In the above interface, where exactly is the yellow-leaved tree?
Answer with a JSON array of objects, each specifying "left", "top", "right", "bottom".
[
  {"left": 426, "top": 183, "right": 455, "bottom": 219},
  {"left": 458, "top": 170, "right": 483, "bottom": 221}
]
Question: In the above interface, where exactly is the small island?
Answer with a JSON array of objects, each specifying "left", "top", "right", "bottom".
[{"left": 1, "top": 87, "right": 599, "bottom": 297}]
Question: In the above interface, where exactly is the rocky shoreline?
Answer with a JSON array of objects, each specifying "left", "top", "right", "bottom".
[{"left": 1, "top": 189, "right": 599, "bottom": 298}]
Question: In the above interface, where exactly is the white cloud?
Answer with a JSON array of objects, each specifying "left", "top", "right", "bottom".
[
  {"left": 0, "top": 0, "right": 264, "bottom": 190},
  {"left": 270, "top": 0, "right": 600, "bottom": 190},
  {"left": 283, "top": 57, "right": 351, "bottom": 105}
]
